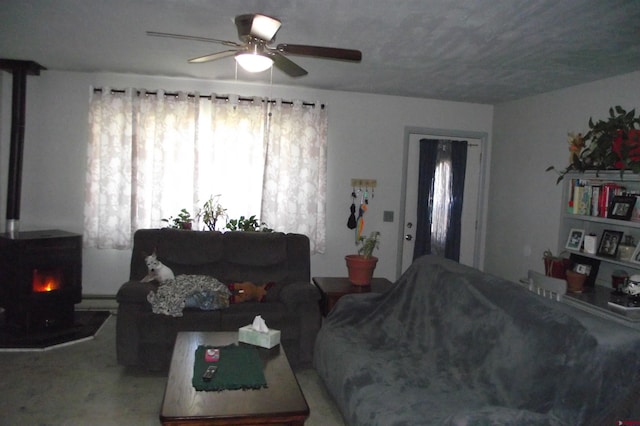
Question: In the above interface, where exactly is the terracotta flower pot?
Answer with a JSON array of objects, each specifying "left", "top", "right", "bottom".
[
  {"left": 566, "top": 269, "right": 587, "bottom": 293},
  {"left": 345, "top": 255, "right": 378, "bottom": 286}
]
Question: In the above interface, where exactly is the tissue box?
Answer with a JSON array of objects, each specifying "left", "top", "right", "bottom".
[{"left": 238, "top": 325, "right": 281, "bottom": 349}]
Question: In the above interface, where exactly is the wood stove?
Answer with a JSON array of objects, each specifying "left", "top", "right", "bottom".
[
  {"left": 0, "top": 60, "right": 83, "bottom": 334},
  {"left": 0, "top": 230, "right": 82, "bottom": 333}
]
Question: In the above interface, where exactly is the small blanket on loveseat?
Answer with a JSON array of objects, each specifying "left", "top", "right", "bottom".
[
  {"left": 314, "top": 255, "right": 640, "bottom": 425},
  {"left": 147, "top": 275, "right": 231, "bottom": 317}
]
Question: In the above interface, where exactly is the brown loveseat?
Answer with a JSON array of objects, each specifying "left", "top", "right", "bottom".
[{"left": 116, "top": 228, "right": 320, "bottom": 371}]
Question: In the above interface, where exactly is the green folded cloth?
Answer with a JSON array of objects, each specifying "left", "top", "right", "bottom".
[{"left": 192, "top": 344, "right": 267, "bottom": 391}]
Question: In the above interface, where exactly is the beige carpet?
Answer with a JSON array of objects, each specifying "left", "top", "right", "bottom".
[{"left": 0, "top": 312, "right": 345, "bottom": 425}]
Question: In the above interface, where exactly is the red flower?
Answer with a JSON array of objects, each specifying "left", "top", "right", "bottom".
[
  {"left": 612, "top": 131, "right": 624, "bottom": 156},
  {"left": 613, "top": 129, "right": 640, "bottom": 169}
]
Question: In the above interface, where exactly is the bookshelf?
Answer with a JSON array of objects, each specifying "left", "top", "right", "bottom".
[{"left": 559, "top": 171, "right": 640, "bottom": 287}]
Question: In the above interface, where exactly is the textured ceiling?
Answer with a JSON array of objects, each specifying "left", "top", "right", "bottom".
[{"left": 1, "top": 0, "right": 640, "bottom": 104}]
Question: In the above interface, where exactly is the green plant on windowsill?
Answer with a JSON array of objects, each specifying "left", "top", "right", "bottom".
[
  {"left": 162, "top": 208, "right": 194, "bottom": 230},
  {"left": 225, "top": 215, "right": 273, "bottom": 232},
  {"left": 196, "top": 194, "right": 227, "bottom": 231}
]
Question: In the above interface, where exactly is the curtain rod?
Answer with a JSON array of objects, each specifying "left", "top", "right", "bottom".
[{"left": 92, "top": 87, "right": 324, "bottom": 109}]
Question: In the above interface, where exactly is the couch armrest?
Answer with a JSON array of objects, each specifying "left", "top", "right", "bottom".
[
  {"left": 116, "top": 280, "right": 157, "bottom": 306},
  {"left": 273, "top": 281, "right": 321, "bottom": 368},
  {"left": 276, "top": 281, "right": 320, "bottom": 307},
  {"left": 116, "top": 280, "right": 157, "bottom": 367}
]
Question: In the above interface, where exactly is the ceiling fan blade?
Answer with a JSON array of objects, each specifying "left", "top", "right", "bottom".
[
  {"left": 269, "top": 52, "right": 308, "bottom": 77},
  {"left": 188, "top": 50, "right": 238, "bottom": 63},
  {"left": 235, "top": 14, "right": 282, "bottom": 42},
  {"left": 276, "top": 44, "right": 362, "bottom": 62},
  {"left": 146, "top": 31, "right": 241, "bottom": 48}
]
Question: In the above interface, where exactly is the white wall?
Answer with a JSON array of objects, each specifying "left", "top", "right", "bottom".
[
  {"left": 0, "top": 72, "right": 10, "bottom": 225},
  {"left": 0, "top": 70, "right": 493, "bottom": 295},
  {"left": 486, "top": 71, "right": 640, "bottom": 282}
]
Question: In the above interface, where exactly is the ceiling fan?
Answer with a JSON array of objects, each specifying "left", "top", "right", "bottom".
[{"left": 147, "top": 13, "right": 362, "bottom": 77}]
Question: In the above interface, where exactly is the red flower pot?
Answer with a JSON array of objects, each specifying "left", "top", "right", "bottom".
[
  {"left": 544, "top": 257, "right": 570, "bottom": 280},
  {"left": 345, "top": 255, "right": 378, "bottom": 286}
]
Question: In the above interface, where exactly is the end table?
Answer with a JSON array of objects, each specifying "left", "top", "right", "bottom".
[{"left": 312, "top": 276, "right": 394, "bottom": 316}]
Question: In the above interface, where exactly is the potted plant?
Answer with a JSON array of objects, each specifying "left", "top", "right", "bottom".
[
  {"left": 162, "top": 208, "right": 194, "bottom": 230},
  {"left": 225, "top": 215, "right": 273, "bottom": 232},
  {"left": 547, "top": 106, "right": 640, "bottom": 183},
  {"left": 196, "top": 195, "right": 227, "bottom": 231},
  {"left": 345, "top": 231, "right": 380, "bottom": 286},
  {"left": 542, "top": 249, "right": 569, "bottom": 280}
]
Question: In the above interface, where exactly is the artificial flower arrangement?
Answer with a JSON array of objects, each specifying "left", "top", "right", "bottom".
[{"left": 547, "top": 106, "right": 640, "bottom": 183}]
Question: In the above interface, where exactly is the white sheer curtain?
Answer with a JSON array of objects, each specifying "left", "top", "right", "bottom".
[
  {"left": 85, "top": 88, "right": 133, "bottom": 249},
  {"left": 262, "top": 100, "right": 327, "bottom": 253},
  {"left": 134, "top": 90, "right": 200, "bottom": 232},
  {"left": 196, "top": 96, "right": 267, "bottom": 222},
  {"left": 84, "top": 88, "right": 327, "bottom": 252}
]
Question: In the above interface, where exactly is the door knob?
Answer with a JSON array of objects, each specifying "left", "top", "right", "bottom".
[{"left": 405, "top": 234, "right": 413, "bottom": 241}]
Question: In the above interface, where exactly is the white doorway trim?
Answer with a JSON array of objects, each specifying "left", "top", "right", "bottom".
[{"left": 396, "top": 126, "right": 490, "bottom": 279}]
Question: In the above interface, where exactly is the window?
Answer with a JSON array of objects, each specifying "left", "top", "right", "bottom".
[
  {"left": 431, "top": 148, "right": 452, "bottom": 256},
  {"left": 84, "top": 88, "right": 327, "bottom": 252}
]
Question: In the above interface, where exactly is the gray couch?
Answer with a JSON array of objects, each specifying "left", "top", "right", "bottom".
[
  {"left": 314, "top": 255, "right": 640, "bottom": 425},
  {"left": 116, "top": 228, "right": 320, "bottom": 371}
]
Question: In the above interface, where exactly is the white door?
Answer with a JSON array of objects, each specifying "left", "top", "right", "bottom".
[{"left": 400, "top": 134, "right": 482, "bottom": 272}]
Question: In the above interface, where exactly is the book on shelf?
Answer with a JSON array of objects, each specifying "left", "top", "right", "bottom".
[
  {"left": 591, "top": 185, "right": 601, "bottom": 217},
  {"left": 568, "top": 178, "right": 627, "bottom": 218},
  {"left": 603, "top": 182, "right": 626, "bottom": 218}
]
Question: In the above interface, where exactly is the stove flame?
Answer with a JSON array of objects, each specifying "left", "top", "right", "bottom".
[{"left": 32, "top": 268, "right": 63, "bottom": 292}]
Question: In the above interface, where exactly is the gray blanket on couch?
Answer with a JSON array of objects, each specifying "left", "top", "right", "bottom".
[{"left": 314, "top": 255, "right": 640, "bottom": 425}]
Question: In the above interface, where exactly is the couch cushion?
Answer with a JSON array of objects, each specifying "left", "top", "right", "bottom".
[
  {"left": 138, "top": 309, "right": 224, "bottom": 342},
  {"left": 223, "top": 232, "right": 288, "bottom": 266},
  {"left": 117, "top": 280, "right": 157, "bottom": 305},
  {"left": 129, "top": 229, "right": 225, "bottom": 280},
  {"left": 220, "top": 264, "right": 289, "bottom": 285},
  {"left": 157, "top": 229, "right": 224, "bottom": 265}
]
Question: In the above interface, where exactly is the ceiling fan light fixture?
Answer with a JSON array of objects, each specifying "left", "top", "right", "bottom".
[
  {"left": 250, "top": 14, "right": 282, "bottom": 41},
  {"left": 234, "top": 52, "right": 274, "bottom": 73}
]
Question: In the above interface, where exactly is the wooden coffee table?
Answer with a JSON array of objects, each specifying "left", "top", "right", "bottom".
[{"left": 160, "top": 331, "right": 309, "bottom": 425}]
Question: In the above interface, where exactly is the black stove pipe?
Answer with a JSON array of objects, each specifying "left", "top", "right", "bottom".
[{"left": 0, "top": 60, "right": 46, "bottom": 236}]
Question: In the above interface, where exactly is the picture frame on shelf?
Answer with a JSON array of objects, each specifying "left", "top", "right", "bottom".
[
  {"left": 583, "top": 233, "right": 598, "bottom": 254},
  {"left": 608, "top": 196, "right": 636, "bottom": 220},
  {"left": 631, "top": 243, "right": 640, "bottom": 264},
  {"left": 565, "top": 228, "right": 585, "bottom": 251},
  {"left": 597, "top": 229, "right": 624, "bottom": 258},
  {"left": 631, "top": 195, "right": 640, "bottom": 222},
  {"left": 569, "top": 254, "right": 600, "bottom": 288}
]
